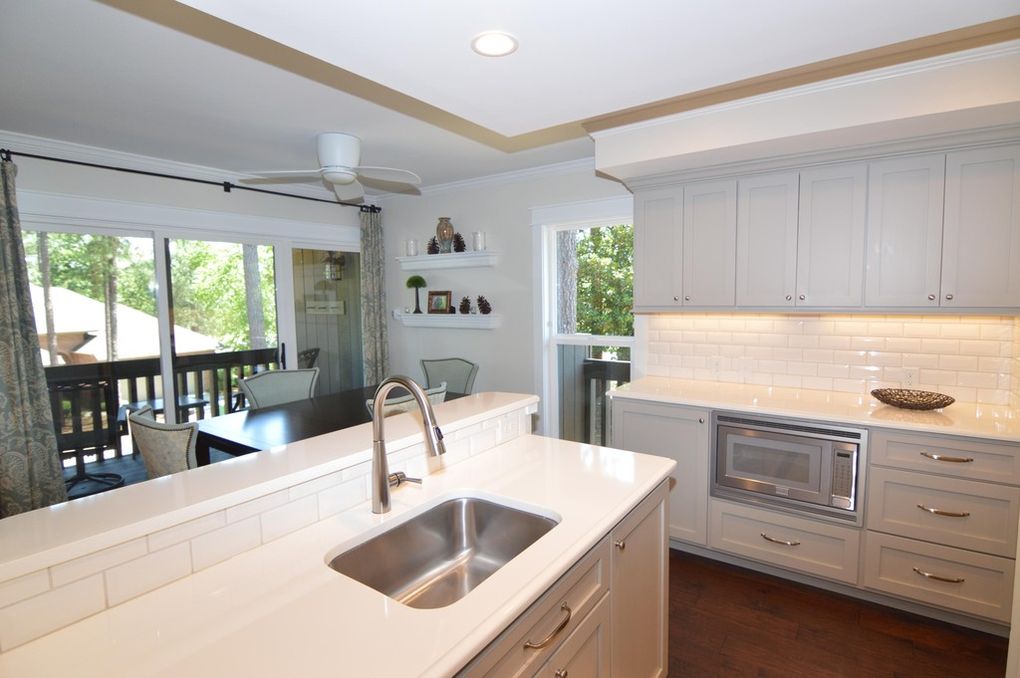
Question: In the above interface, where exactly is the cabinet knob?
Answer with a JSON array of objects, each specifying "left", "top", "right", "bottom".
[
  {"left": 555, "top": 671, "right": 568, "bottom": 678},
  {"left": 614, "top": 540, "right": 626, "bottom": 550},
  {"left": 698, "top": 417, "right": 705, "bottom": 424},
  {"left": 785, "top": 294, "right": 792, "bottom": 301},
  {"left": 927, "top": 294, "right": 936, "bottom": 301},
  {"left": 673, "top": 295, "right": 679, "bottom": 302},
  {"left": 798, "top": 294, "right": 806, "bottom": 301},
  {"left": 945, "top": 294, "right": 954, "bottom": 301},
  {"left": 684, "top": 295, "right": 691, "bottom": 302}
]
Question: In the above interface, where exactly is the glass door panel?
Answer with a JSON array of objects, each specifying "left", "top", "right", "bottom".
[
  {"left": 292, "top": 247, "right": 363, "bottom": 395},
  {"left": 22, "top": 229, "right": 160, "bottom": 492},
  {"left": 166, "top": 238, "right": 279, "bottom": 421}
]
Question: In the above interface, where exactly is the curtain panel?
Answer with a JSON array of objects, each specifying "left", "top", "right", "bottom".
[
  {"left": 0, "top": 160, "right": 67, "bottom": 517},
  {"left": 359, "top": 208, "right": 389, "bottom": 385}
]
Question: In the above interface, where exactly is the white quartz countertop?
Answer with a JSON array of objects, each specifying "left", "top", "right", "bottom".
[
  {"left": 0, "top": 434, "right": 675, "bottom": 677},
  {"left": 611, "top": 376, "right": 1020, "bottom": 442}
]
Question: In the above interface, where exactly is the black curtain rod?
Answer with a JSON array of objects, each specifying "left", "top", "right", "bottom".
[{"left": 0, "top": 148, "right": 381, "bottom": 213}]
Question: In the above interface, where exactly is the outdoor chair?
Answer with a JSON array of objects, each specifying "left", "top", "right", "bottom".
[
  {"left": 366, "top": 382, "right": 447, "bottom": 417},
  {"left": 127, "top": 407, "right": 198, "bottom": 479},
  {"left": 420, "top": 358, "right": 478, "bottom": 394},
  {"left": 238, "top": 367, "right": 319, "bottom": 409},
  {"left": 297, "top": 347, "right": 320, "bottom": 369}
]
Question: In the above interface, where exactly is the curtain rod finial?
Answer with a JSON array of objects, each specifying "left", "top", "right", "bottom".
[{"left": 0, "top": 149, "right": 11, "bottom": 162}]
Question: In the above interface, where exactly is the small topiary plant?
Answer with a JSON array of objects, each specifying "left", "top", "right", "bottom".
[{"left": 406, "top": 275, "right": 427, "bottom": 314}]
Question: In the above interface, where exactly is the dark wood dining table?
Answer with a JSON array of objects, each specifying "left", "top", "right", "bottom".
[{"left": 195, "top": 385, "right": 465, "bottom": 465}]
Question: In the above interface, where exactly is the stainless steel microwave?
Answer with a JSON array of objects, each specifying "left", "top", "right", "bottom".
[{"left": 712, "top": 412, "right": 867, "bottom": 524}]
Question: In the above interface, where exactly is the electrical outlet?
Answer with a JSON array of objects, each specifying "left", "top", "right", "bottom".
[{"left": 903, "top": 367, "right": 917, "bottom": 387}]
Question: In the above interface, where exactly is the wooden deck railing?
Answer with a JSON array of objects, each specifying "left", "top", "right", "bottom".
[{"left": 44, "top": 348, "right": 280, "bottom": 461}]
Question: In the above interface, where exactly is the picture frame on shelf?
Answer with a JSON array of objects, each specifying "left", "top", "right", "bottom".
[{"left": 427, "top": 290, "right": 452, "bottom": 314}]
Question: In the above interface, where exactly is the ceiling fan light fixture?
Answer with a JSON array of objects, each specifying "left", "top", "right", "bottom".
[
  {"left": 471, "top": 31, "right": 518, "bottom": 57},
  {"left": 322, "top": 168, "right": 358, "bottom": 185}
]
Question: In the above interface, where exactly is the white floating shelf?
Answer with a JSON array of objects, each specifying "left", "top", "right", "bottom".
[
  {"left": 396, "top": 251, "right": 500, "bottom": 271},
  {"left": 392, "top": 310, "right": 502, "bottom": 329}
]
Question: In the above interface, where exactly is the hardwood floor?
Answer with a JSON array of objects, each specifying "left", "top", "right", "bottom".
[{"left": 669, "top": 549, "right": 1008, "bottom": 677}]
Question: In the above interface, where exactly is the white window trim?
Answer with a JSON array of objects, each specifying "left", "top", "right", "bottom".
[{"left": 529, "top": 195, "right": 638, "bottom": 438}]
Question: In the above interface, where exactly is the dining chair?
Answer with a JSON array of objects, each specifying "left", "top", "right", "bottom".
[
  {"left": 366, "top": 382, "right": 447, "bottom": 417},
  {"left": 297, "top": 347, "right": 320, "bottom": 369},
  {"left": 127, "top": 407, "right": 198, "bottom": 479},
  {"left": 239, "top": 368, "right": 319, "bottom": 410},
  {"left": 420, "top": 358, "right": 479, "bottom": 394}
]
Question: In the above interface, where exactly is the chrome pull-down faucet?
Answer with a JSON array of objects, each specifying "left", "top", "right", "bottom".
[{"left": 371, "top": 376, "right": 446, "bottom": 514}]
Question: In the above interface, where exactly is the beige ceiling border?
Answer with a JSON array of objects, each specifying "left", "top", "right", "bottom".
[{"left": 582, "top": 16, "right": 1020, "bottom": 135}]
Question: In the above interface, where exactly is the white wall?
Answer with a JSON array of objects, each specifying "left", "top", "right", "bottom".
[{"left": 380, "top": 166, "right": 630, "bottom": 395}]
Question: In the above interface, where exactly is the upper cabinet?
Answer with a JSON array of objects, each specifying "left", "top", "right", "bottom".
[
  {"left": 865, "top": 155, "right": 945, "bottom": 307},
  {"left": 942, "top": 145, "right": 1020, "bottom": 308},
  {"left": 796, "top": 163, "right": 867, "bottom": 307},
  {"left": 682, "top": 180, "right": 736, "bottom": 306},
  {"left": 736, "top": 172, "right": 799, "bottom": 307},
  {"left": 631, "top": 142, "right": 1020, "bottom": 313},
  {"left": 634, "top": 186, "right": 683, "bottom": 308}
]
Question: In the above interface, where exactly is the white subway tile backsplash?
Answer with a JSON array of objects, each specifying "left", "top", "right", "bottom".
[
  {"left": 645, "top": 313, "right": 1016, "bottom": 404},
  {"left": 225, "top": 490, "right": 288, "bottom": 523},
  {"left": 191, "top": 517, "right": 262, "bottom": 571},
  {"left": 0, "top": 575, "right": 106, "bottom": 651},
  {"left": 0, "top": 570, "right": 49, "bottom": 609},
  {"left": 261, "top": 495, "right": 318, "bottom": 543},
  {"left": 318, "top": 478, "right": 369, "bottom": 519},
  {"left": 50, "top": 538, "right": 148, "bottom": 588},
  {"left": 105, "top": 543, "right": 191, "bottom": 606},
  {"left": 148, "top": 512, "right": 226, "bottom": 552}
]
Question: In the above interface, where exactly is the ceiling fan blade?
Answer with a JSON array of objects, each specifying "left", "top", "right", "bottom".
[
  {"left": 243, "top": 169, "right": 322, "bottom": 177},
  {"left": 333, "top": 180, "right": 365, "bottom": 202},
  {"left": 352, "top": 166, "right": 421, "bottom": 185}
]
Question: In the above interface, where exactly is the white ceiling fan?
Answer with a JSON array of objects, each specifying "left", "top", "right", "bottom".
[{"left": 243, "top": 132, "right": 421, "bottom": 201}]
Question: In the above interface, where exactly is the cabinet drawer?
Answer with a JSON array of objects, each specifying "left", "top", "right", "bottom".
[
  {"left": 863, "top": 532, "right": 1015, "bottom": 623},
  {"left": 708, "top": 499, "right": 860, "bottom": 584},
  {"left": 459, "top": 537, "right": 611, "bottom": 677},
  {"left": 536, "top": 593, "right": 611, "bottom": 678},
  {"left": 867, "top": 466, "right": 1020, "bottom": 557},
  {"left": 870, "top": 429, "right": 1020, "bottom": 484}
]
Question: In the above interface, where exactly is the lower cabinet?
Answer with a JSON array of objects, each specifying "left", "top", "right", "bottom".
[
  {"left": 611, "top": 398, "right": 709, "bottom": 545},
  {"left": 708, "top": 499, "right": 860, "bottom": 585},
  {"left": 863, "top": 532, "right": 1015, "bottom": 623},
  {"left": 458, "top": 480, "right": 669, "bottom": 677}
]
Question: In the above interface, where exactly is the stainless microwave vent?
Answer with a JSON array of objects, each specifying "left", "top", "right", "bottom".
[{"left": 716, "top": 415, "right": 861, "bottom": 440}]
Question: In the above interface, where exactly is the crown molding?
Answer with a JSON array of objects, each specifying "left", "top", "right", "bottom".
[{"left": 0, "top": 130, "right": 339, "bottom": 202}]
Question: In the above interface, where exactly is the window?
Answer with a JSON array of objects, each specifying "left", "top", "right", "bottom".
[{"left": 540, "top": 214, "right": 634, "bottom": 444}]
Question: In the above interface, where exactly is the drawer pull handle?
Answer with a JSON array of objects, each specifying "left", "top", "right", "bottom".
[
  {"left": 555, "top": 671, "right": 568, "bottom": 678},
  {"left": 523, "top": 602, "right": 572, "bottom": 650},
  {"left": 614, "top": 540, "right": 626, "bottom": 550},
  {"left": 913, "top": 566, "right": 965, "bottom": 584},
  {"left": 920, "top": 451, "right": 974, "bottom": 463},
  {"left": 917, "top": 504, "right": 971, "bottom": 518},
  {"left": 760, "top": 532, "right": 800, "bottom": 547}
]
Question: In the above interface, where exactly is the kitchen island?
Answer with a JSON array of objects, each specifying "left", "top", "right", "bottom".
[{"left": 0, "top": 393, "right": 675, "bottom": 677}]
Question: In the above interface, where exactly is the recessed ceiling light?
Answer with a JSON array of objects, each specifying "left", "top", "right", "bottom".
[{"left": 471, "top": 31, "right": 518, "bottom": 57}]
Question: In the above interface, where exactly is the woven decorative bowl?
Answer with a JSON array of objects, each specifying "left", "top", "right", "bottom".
[{"left": 871, "top": 388, "right": 955, "bottom": 410}]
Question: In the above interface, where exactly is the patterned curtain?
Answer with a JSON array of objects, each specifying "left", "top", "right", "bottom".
[
  {"left": 359, "top": 207, "right": 390, "bottom": 384},
  {"left": 0, "top": 159, "right": 67, "bottom": 517}
]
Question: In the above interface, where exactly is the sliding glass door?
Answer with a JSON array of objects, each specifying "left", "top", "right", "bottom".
[{"left": 166, "top": 238, "right": 280, "bottom": 421}]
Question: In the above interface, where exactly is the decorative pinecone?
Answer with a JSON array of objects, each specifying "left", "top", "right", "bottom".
[
  {"left": 459, "top": 296, "right": 472, "bottom": 314},
  {"left": 426, "top": 236, "right": 440, "bottom": 254},
  {"left": 453, "top": 232, "right": 467, "bottom": 253},
  {"left": 477, "top": 295, "right": 492, "bottom": 315}
]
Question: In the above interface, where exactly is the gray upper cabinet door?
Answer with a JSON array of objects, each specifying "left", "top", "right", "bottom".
[
  {"left": 865, "top": 155, "right": 945, "bottom": 307},
  {"left": 942, "top": 144, "right": 1020, "bottom": 309},
  {"left": 736, "top": 172, "right": 799, "bottom": 307},
  {"left": 633, "top": 187, "right": 683, "bottom": 309},
  {"left": 682, "top": 179, "right": 736, "bottom": 306},
  {"left": 796, "top": 163, "right": 867, "bottom": 307}
]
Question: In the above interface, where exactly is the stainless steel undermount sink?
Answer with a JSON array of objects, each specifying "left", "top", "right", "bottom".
[{"left": 327, "top": 496, "right": 559, "bottom": 609}]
